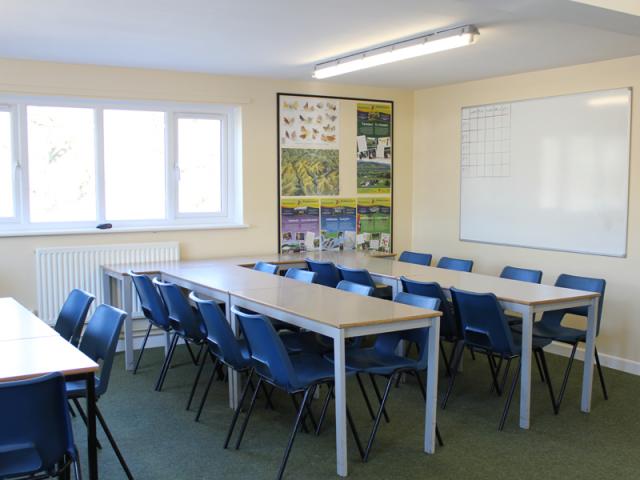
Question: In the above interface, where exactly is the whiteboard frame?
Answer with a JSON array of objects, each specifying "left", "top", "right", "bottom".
[{"left": 458, "top": 86, "right": 632, "bottom": 258}]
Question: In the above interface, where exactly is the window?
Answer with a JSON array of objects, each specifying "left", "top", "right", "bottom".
[{"left": 0, "top": 95, "right": 242, "bottom": 235}]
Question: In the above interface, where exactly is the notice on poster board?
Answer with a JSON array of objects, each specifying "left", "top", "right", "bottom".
[
  {"left": 357, "top": 197, "right": 391, "bottom": 253},
  {"left": 356, "top": 103, "right": 392, "bottom": 194},
  {"left": 280, "top": 198, "right": 320, "bottom": 253},
  {"left": 280, "top": 148, "right": 339, "bottom": 196},
  {"left": 280, "top": 96, "right": 339, "bottom": 148},
  {"left": 321, "top": 198, "right": 357, "bottom": 251}
]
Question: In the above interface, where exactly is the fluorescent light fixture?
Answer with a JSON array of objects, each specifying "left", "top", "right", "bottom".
[
  {"left": 313, "top": 25, "right": 478, "bottom": 79},
  {"left": 588, "top": 95, "right": 630, "bottom": 106}
]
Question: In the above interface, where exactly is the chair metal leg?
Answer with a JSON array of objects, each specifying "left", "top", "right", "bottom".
[
  {"left": 234, "top": 377, "right": 262, "bottom": 450},
  {"left": 186, "top": 350, "right": 209, "bottom": 410},
  {"left": 224, "top": 369, "right": 254, "bottom": 448},
  {"left": 369, "top": 374, "right": 390, "bottom": 423},
  {"left": 498, "top": 359, "right": 521, "bottom": 431},
  {"left": 291, "top": 391, "right": 317, "bottom": 433},
  {"left": 534, "top": 348, "right": 546, "bottom": 383},
  {"left": 68, "top": 400, "right": 77, "bottom": 418},
  {"left": 364, "top": 374, "right": 395, "bottom": 462},
  {"left": 537, "top": 349, "right": 558, "bottom": 414},
  {"left": 486, "top": 354, "right": 503, "bottom": 396},
  {"left": 155, "top": 333, "right": 178, "bottom": 391},
  {"left": 316, "top": 384, "right": 334, "bottom": 435},
  {"left": 95, "top": 405, "right": 134, "bottom": 480},
  {"left": 72, "top": 399, "right": 102, "bottom": 450},
  {"left": 184, "top": 339, "right": 198, "bottom": 365},
  {"left": 133, "top": 323, "right": 152, "bottom": 374},
  {"left": 439, "top": 340, "right": 451, "bottom": 376},
  {"left": 556, "top": 343, "right": 578, "bottom": 411},
  {"left": 442, "top": 340, "right": 464, "bottom": 409},
  {"left": 260, "top": 382, "right": 276, "bottom": 410},
  {"left": 595, "top": 347, "right": 609, "bottom": 400},
  {"left": 195, "top": 358, "right": 220, "bottom": 422},
  {"left": 72, "top": 456, "right": 82, "bottom": 480},
  {"left": 276, "top": 388, "right": 312, "bottom": 480},
  {"left": 356, "top": 373, "right": 376, "bottom": 420},
  {"left": 346, "top": 405, "right": 365, "bottom": 460}
]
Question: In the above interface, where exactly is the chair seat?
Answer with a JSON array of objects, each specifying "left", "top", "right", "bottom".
[
  {"left": 289, "top": 353, "right": 337, "bottom": 391},
  {"left": 505, "top": 313, "right": 522, "bottom": 325},
  {"left": 0, "top": 442, "right": 43, "bottom": 477},
  {"left": 65, "top": 376, "right": 101, "bottom": 399},
  {"left": 373, "top": 283, "right": 393, "bottom": 299},
  {"left": 511, "top": 332, "right": 553, "bottom": 352},
  {"left": 511, "top": 323, "right": 585, "bottom": 343},
  {"left": 280, "top": 331, "right": 331, "bottom": 354},
  {"left": 325, "top": 348, "right": 417, "bottom": 376}
]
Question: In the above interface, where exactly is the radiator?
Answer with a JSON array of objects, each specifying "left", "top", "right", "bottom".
[{"left": 35, "top": 242, "right": 180, "bottom": 324}]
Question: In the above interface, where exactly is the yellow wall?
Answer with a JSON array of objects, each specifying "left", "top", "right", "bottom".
[
  {"left": 412, "top": 55, "right": 640, "bottom": 367},
  {"left": 0, "top": 58, "right": 414, "bottom": 310}
]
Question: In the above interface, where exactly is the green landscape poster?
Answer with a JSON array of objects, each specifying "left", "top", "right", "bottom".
[
  {"left": 280, "top": 148, "right": 339, "bottom": 196},
  {"left": 356, "top": 197, "right": 391, "bottom": 253},
  {"left": 356, "top": 103, "right": 392, "bottom": 194}
]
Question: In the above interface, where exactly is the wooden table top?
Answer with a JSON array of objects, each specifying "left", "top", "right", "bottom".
[
  {"left": 0, "top": 335, "right": 98, "bottom": 382},
  {"left": 0, "top": 297, "right": 60, "bottom": 342},
  {"left": 231, "top": 283, "right": 441, "bottom": 329}
]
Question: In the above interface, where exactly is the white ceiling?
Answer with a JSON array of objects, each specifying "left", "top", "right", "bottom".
[{"left": 1, "top": 0, "right": 640, "bottom": 89}]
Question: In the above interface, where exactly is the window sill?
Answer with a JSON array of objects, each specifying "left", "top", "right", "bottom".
[{"left": 0, "top": 222, "right": 250, "bottom": 238}]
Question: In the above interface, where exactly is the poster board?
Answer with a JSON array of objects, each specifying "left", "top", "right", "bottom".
[
  {"left": 278, "top": 93, "right": 393, "bottom": 253},
  {"left": 459, "top": 88, "right": 631, "bottom": 257}
]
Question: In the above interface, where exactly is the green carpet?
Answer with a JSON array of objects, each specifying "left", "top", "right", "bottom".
[{"left": 75, "top": 346, "right": 640, "bottom": 479}]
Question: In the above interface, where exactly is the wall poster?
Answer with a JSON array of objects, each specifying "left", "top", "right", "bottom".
[{"left": 278, "top": 93, "right": 393, "bottom": 254}]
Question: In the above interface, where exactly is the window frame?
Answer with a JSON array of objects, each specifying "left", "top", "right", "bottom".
[{"left": 0, "top": 94, "right": 244, "bottom": 236}]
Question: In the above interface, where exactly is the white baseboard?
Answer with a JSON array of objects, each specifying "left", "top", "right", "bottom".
[{"left": 546, "top": 341, "right": 640, "bottom": 376}]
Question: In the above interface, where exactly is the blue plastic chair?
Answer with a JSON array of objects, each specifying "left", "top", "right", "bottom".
[
  {"left": 228, "top": 307, "right": 364, "bottom": 479},
  {"left": 66, "top": 304, "right": 132, "bottom": 479},
  {"left": 54, "top": 289, "right": 95, "bottom": 347},
  {"left": 400, "top": 277, "right": 462, "bottom": 376},
  {"left": 0, "top": 372, "right": 81, "bottom": 480},
  {"left": 336, "top": 280, "right": 374, "bottom": 297},
  {"left": 398, "top": 251, "right": 432, "bottom": 266},
  {"left": 500, "top": 266, "right": 543, "bottom": 326},
  {"left": 512, "top": 273, "right": 607, "bottom": 409},
  {"left": 190, "top": 292, "right": 266, "bottom": 423},
  {"left": 305, "top": 258, "right": 341, "bottom": 288},
  {"left": 130, "top": 271, "right": 173, "bottom": 375},
  {"left": 337, "top": 265, "right": 392, "bottom": 299},
  {"left": 448, "top": 288, "right": 557, "bottom": 429},
  {"left": 436, "top": 257, "right": 474, "bottom": 272},
  {"left": 254, "top": 261, "right": 279, "bottom": 275},
  {"left": 154, "top": 279, "right": 208, "bottom": 400},
  {"left": 339, "top": 292, "right": 443, "bottom": 461},
  {"left": 284, "top": 268, "right": 317, "bottom": 283}
]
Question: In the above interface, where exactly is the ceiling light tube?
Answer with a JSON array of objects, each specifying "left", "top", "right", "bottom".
[{"left": 313, "top": 25, "right": 479, "bottom": 79}]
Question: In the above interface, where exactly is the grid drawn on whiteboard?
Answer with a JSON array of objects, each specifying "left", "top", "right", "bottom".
[{"left": 461, "top": 103, "right": 511, "bottom": 178}]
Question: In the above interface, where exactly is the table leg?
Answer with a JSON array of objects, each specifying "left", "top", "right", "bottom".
[
  {"left": 425, "top": 315, "right": 440, "bottom": 453},
  {"left": 121, "top": 276, "right": 134, "bottom": 371},
  {"left": 86, "top": 373, "right": 98, "bottom": 480},
  {"left": 519, "top": 307, "right": 533, "bottom": 429},
  {"left": 581, "top": 297, "right": 598, "bottom": 412},
  {"left": 333, "top": 330, "right": 348, "bottom": 477},
  {"left": 227, "top": 296, "right": 240, "bottom": 409}
]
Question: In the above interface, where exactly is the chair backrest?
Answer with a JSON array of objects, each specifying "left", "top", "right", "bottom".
[
  {"left": 336, "top": 265, "right": 376, "bottom": 288},
  {"left": 231, "top": 306, "right": 299, "bottom": 391},
  {"left": 305, "top": 259, "right": 341, "bottom": 288},
  {"left": 450, "top": 288, "right": 517, "bottom": 356},
  {"left": 400, "top": 277, "right": 460, "bottom": 340},
  {"left": 154, "top": 279, "right": 206, "bottom": 342},
  {"left": 372, "top": 293, "right": 441, "bottom": 371},
  {"left": 253, "top": 261, "right": 279, "bottom": 275},
  {"left": 190, "top": 293, "right": 250, "bottom": 371},
  {"left": 398, "top": 251, "right": 432, "bottom": 266},
  {"left": 437, "top": 256, "right": 474, "bottom": 272},
  {"left": 130, "top": 271, "right": 171, "bottom": 331},
  {"left": 284, "top": 268, "right": 317, "bottom": 284},
  {"left": 500, "top": 266, "right": 543, "bottom": 284},
  {"left": 0, "top": 372, "right": 76, "bottom": 473},
  {"left": 54, "top": 288, "right": 95, "bottom": 346},
  {"left": 78, "top": 304, "right": 126, "bottom": 397},
  {"left": 541, "top": 273, "right": 606, "bottom": 335},
  {"left": 336, "top": 280, "right": 374, "bottom": 296}
]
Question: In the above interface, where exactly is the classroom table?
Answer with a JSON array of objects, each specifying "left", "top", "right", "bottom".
[
  {"left": 0, "top": 298, "right": 101, "bottom": 480},
  {"left": 102, "top": 258, "right": 440, "bottom": 477},
  {"left": 102, "top": 250, "right": 601, "bottom": 432}
]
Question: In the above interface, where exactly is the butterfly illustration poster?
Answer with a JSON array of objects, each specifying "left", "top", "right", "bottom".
[{"left": 280, "top": 95, "right": 339, "bottom": 148}]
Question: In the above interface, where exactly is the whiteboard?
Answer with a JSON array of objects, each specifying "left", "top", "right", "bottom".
[{"left": 460, "top": 88, "right": 631, "bottom": 257}]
